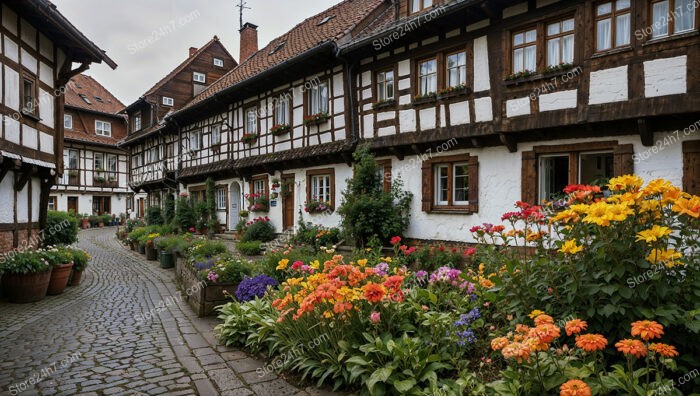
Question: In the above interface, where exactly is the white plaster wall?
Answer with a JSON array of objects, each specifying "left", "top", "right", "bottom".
[
  {"left": 474, "top": 97, "right": 493, "bottom": 122},
  {"left": 503, "top": 2, "right": 528, "bottom": 18},
  {"left": 506, "top": 97, "right": 531, "bottom": 117},
  {"left": 20, "top": 48, "right": 37, "bottom": 74},
  {"left": 399, "top": 109, "right": 417, "bottom": 133},
  {"left": 644, "top": 55, "right": 687, "bottom": 98},
  {"left": 5, "top": 117, "right": 20, "bottom": 144},
  {"left": 39, "top": 33, "right": 53, "bottom": 60},
  {"left": 2, "top": 5, "right": 17, "bottom": 35},
  {"left": 4, "top": 65, "right": 19, "bottom": 110},
  {"left": 4, "top": 36, "right": 18, "bottom": 62},
  {"left": 589, "top": 66, "right": 628, "bottom": 104},
  {"left": 31, "top": 178, "right": 40, "bottom": 222},
  {"left": 17, "top": 180, "right": 29, "bottom": 223},
  {"left": 39, "top": 62, "right": 53, "bottom": 86},
  {"left": 419, "top": 108, "right": 436, "bottom": 130},
  {"left": 539, "top": 89, "right": 578, "bottom": 111},
  {"left": 449, "top": 101, "right": 470, "bottom": 125},
  {"left": 0, "top": 171, "right": 13, "bottom": 223},
  {"left": 473, "top": 36, "right": 490, "bottom": 92},
  {"left": 22, "top": 125, "right": 37, "bottom": 150},
  {"left": 39, "top": 89, "right": 54, "bottom": 128}
]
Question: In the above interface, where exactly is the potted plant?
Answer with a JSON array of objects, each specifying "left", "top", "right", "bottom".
[
  {"left": 239, "top": 210, "right": 249, "bottom": 218},
  {"left": 94, "top": 175, "right": 106, "bottom": 185},
  {"left": 0, "top": 250, "right": 52, "bottom": 303},
  {"left": 67, "top": 247, "right": 90, "bottom": 286},
  {"left": 245, "top": 193, "right": 270, "bottom": 213},
  {"left": 156, "top": 236, "right": 176, "bottom": 269},
  {"left": 241, "top": 133, "right": 259, "bottom": 145},
  {"left": 43, "top": 246, "right": 74, "bottom": 295},
  {"left": 305, "top": 197, "right": 334, "bottom": 214},
  {"left": 144, "top": 233, "right": 160, "bottom": 261},
  {"left": 303, "top": 112, "right": 329, "bottom": 126},
  {"left": 270, "top": 124, "right": 291, "bottom": 136}
]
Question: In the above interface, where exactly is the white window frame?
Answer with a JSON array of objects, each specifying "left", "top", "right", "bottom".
[
  {"left": 446, "top": 52, "right": 467, "bottom": 88},
  {"left": 68, "top": 149, "right": 79, "bottom": 170},
  {"left": 64, "top": 114, "right": 73, "bottom": 130},
  {"left": 95, "top": 120, "right": 112, "bottom": 137},
  {"left": 133, "top": 113, "right": 142, "bottom": 132},
  {"left": 246, "top": 108, "right": 258, "bottom": 134},
  {"left": 253, "top": 179, "right": 266, "bottom": 196},
  {"left": 94, "top": 152, "right": 104, "bottom": 171},
  {"left": 410, "top": 0, "right": 433, "bottom": 14},
  {"left": 377, "top": 70, "right": 395, "bottom": 101},
  {"left": 275, "top": 96, "right": 290, "bottom": 125},
  {"left": 435, "top": 165, "right": 449, "bottom": 206},
  {"left": 311, "top": 174, "right": 332, "bottom": 203},
  {"left": 193, "top": 72, "right": 206, "bottom": 83},
  {"left": 418, "top": 59, "right": 438, "bottom": 96},
  {"left": 595, "top": 1, "right": 632, "bottom": 51},
  {"left": 213, "top": 58, "right": 224, "bottom": 67},
  {"left": 212, "top": 124, "right": 222, "bottom": 145},
  {"left": 308, "top": 80, "right": 329, "bottom": 114},
  {"left": 546, "top": 18, "right": 575, "bottom": 67},
  {"left": 162, "top": 96, "right": 174, "bottom": 106},
  {"left": 189, "top": 130, "right": 201, "bottom": 151},
  {"left": 216, "top": 188, "right": 227, "bottom": 210}
]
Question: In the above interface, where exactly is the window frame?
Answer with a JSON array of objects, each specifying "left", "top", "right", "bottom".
[
  {"left": 307, "top": 79, "right": 330, "bottom": 115},
  {"left": 250, "top": 175, "right": 270, "bottom": 198},
  {"left": 545, "top": 17, "right": 576, "bottom": 67},
  {"left": 417, "top": 57, "right": 438, "bottom": 96},
  {"left": 594, "top": 0, "right": 632, "bottom": 52},
  {"left": 95, "top": 120, "right": 112, "bottom": 137},
  {"left": 649, "top": 0, "right": 697, "bottom": 39},
  {"left": 421, "top": 154, "right": 479, "bottom": 214},
  {"left": 409, "top": 0, "right": 434, "bottom": 14},
  {"left": 213, "top": 58, "right": 224, "bottom": 67},
  {"left": 216, "top": 187, "right": 227, "bottom": 210},
  {"left": 274, "top": 95, "right": 291, "bottom": 126},
  {"left": 511, "top": 26, "right": 538, "bottom": 74},
  {"left": 445, "top": 50, "right": 468, "bottom": 89},
  {"left": 211, "top": 124, "right": 222, "bottom": 146},
  {"left": 193, "top": 72, "right": 206, "bottom": 84},
  {"left": 94, "top": 152, "right": 104, "bottom": 172},
  {"left": 21, "top": 73, "right": 38, "bottom": 116},
  {"left": 48, "top": 196, "right": 57, "bottom": 211},
  {"left": 64, "top": 114, "right": 73, "bottom": 130},
  {"left": 68, "top": 149, "right": 79, "bottom": 170},
  {"left": 132, "top": 112, "right": 142, "bottom": 132},
  {"left": 376, "top": 69, "right": 396, "bottom": 102},
  {"left": 245, "top": 107, "right": 259, "bottom": 135},
  {"left": 306, "top": 168, "right": 336, "bottom": 209},
  {"left": 162, "top": 96, "right": 174, "bottom": 106},
  {"left": 189, "top": 129, "right": 202, "bottom": 151}
]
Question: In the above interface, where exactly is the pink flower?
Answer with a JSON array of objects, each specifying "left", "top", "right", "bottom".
[
  {"left": 464, "top": 247, "right": 477, "bottom": 256},
  {"left": 189, "top": 227, "right": 195, "bottom": 232},
  {"left": 207, "top": 271, "right": 219, "bottom": 283},
  {"left": 370, "top": 311, "right": 381, "bottom": 324},
  {"left": 390, "top": 236, "right": 402, "bottom": 245}
]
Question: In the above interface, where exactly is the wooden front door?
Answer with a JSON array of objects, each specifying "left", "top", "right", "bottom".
[
  {"left": 282, "top": 175, "right": 295, "bottom": 231},
  {"left": 67, "top": 197, "right": 78, "bottom": 214},
  {"left": 138, "top": 198, "right": 145, "bottom": 218}
]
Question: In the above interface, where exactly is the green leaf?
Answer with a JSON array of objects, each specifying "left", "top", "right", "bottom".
[
  {"left": 393, "top": 378, "right": 417, "bottom": 393},
  {"left": 367, "top": 367, "right": 393, "bottom": 392}
]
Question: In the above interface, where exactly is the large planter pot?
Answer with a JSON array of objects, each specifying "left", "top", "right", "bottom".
[
  {"left": 47, "top": 263, "right": 74, "bottom": 295},
  {"left": 146, "top": 244, "right": 157, "bottom": 261},
  {"left": 176, "top": 265, "right": 237, "bottom": 317},
  {"left": 69, "top": 269, "right": 84, "bottom": 286},
  {"left": 1, "top": 270, "right": 51, "bottom": 303},
  {"left": 138, "top": 244, "right": 146, "bottom": 254},
  {"left": 80, "top": 219, "right": 90, "bottom": 229},
  {"left": 160, "top": 251, "right": 175, "bottom": 269},
  {"left": 130, "top": 242, "right": 136, "bottom": 251}
]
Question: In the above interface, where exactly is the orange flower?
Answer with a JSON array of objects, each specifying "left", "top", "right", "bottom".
[
  {"left": 616, "top": 339, "right": 647, "bottom": 358},
  {"left": 575, "top": 334, "right": 608, "bottom": 352},
  {"left": 491, "top": 336, "right": 509, "bottom": 351},
  {"left": 649, "top": 343, "right": 678, "bottom": 358},
  {"left": 565, "top": 319, "right": 588, "bottom": 336},
  {"left": 362, "top": 283, "right": 386, "bottom": 303},
  {"left": 501, "top": 341, "right": 531, "bottom": 363},
  {"left": 560, "top": 379, "right": 591, "bottom": 396},
  {"left": 529, "top": 323, "right": 561, "bottom": 344},
  {"left": 631, "top": 320, "right": 664, "bottom": 341},
  {"left": 333, "top": 301, "right": 352, "bottom": 314},
  {"left": 534, "top": 314, "right": 554, "bottom": 326},
  {"left": 382, "top": 275, "right": 404, "bottom": 292}
]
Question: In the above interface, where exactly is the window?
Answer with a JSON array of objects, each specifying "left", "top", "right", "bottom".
[
  {"left": 410, "top": 0, "right": 433, "bottom": 13},
  {"left": 216, "top": 188, "right": 227, "bottom": 210},
  {"left": 251, "top": 176, "right": 269, "bottom": 198},
  {"left": 64, "top": 115, "right": 73, "bottom": 129},
  {"left": 446, "top": 52, "right": 467, "bottom": 88},
  {"left": 596, "top": 1, "right": 631, "bottom": 51},
  {"left": 245, "top": 108, "right": 258, "bottom": 134},
  {"left": 213, "top": 58, "right": 224, "bottom": 67},
  {"left": 94, "top": 96, "right": 104, "bottom": 103},
  {"left": 377, "top": 70, "right": 395, "bottom": 102},
  {"left": 79, "top": 94, "right": 91, "bottom": 104},
  {"left": 94, "top": 153, "right": 104, "bottom": 171},
  {"left": 275, "top": 96, "right": 290, "bottom": 126},
  {"left": 212, "top": 124, "right": 222, "bottom": 145},
  {"left": 108, "top": 154, "right": 118, "bottom": 174},
  {"left": 376, "top": 159, "right": 393, "bottom": 193},
  {"left": 48, "top": 197, "right": 57, "bottom": 211},
  {"left": 651, "top": 0, "right": 695, "bottom": 38},
  {"left": 189, "top": 130, "right": 201, "bottom": 150},
  {"left": 68, "top": 149, "right": 79, "bottom": 170},
  {"left": 539, "top": 152, "right": 614, "bottom": 201},
  {"left": 546, "top": 18, "right": 575, "bottom": 66},
  {"left": 93, "top": 196, "right": 111, "bottom": 215},
  {"left": 162, "top": 97, "right": 174, "bottom": 106},
  {"left": 193, "top": 72, "right": 206, "bottom": 83},
  {"left": 132, "top": 113, "right": 142, "bottom": 132},
  {"left": 22, "top": 77, "right": 36, "bottom": 115},
  {"left": 148, "top": 147, "right": 159, "bottom": 163},
  {"left": 512, "top": 29, "right": 537, "bottom": 73},
  {"left": 95, "top": 121, "right": 112, "bottom": 137},
  {"left": 422, "top": 155, "right": 479, "bottom": 213},
  {"left": 418, "top": 59, "right": 438, "bottom": 96},
  {"left": 307, "top": 169, "right": 335, "bottom": 208},
  {"left": 308, "top": 80, "right": 329, "bottom": 114}
]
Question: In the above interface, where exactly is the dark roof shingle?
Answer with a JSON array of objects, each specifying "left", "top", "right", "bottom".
[{"left": 65, "top": 74, "right": 125, "bottom": 114}]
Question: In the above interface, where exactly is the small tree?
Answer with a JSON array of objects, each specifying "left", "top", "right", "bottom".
[
  {"left": 338, "top": 145, "right": 413, "bottom": 246},
  {"left": 205, "top": 177, "right": 220, "bottom": 238},
  {"left": 145, "top": 206, "right": 164, "bottom": 226},
  {"left": 175, "top": 194, "right": 196, "bottom": 232},
  {"left": 44, "top": 211, "right": 79, "bottom": 246},
  {"left": 163, "top": 194, "right": 175, "bottom": 225}
]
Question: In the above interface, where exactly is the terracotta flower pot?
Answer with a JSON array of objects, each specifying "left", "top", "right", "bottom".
[
  {"left": 1, "top": 270, "right": 51, "bottom": 303},
  {"left": 47, "top": 263, "right": 74, "bottom": 295},
  {"left": 69, "top": 269, "right": 84, "bottom": 286}
]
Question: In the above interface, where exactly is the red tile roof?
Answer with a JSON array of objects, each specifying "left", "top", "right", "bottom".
[
  {"left": 65, "top": 74, "right": 125, "bottom": 114},
  {"left": 179, "top": 0, "right": 386, "bottom": 111},
  {"left": 64, "top": 129, "right": 125, "bottom": 147}
]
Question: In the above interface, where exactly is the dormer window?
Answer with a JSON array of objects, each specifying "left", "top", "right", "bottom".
[
  {"left": 193, "top": 72, "right": 206, "bottom": 83},
  {"left": 64, "top": 114, "right": 73, "bottom": 130},
  {"left": 95, "top": 120, "right": 112, "bottom": 137},
  {"left": 162, "top": 97, "right": 174, "bottom": 106},
  {"left": 318, "top": 15, "right": 335, "bottom": 26},
  {"left": 269, "top": 41, "right": 287, "bottom": 55},
  {"left": 410, "top": 0, "right": 433, "bottom": 14},
  {"left": 79, "top": 94, "right": 92, "bottom": 104},
  {"left": 213, "top": 58, "right": 224, "bottom": 67},
  {"left": 94, "top": 96, "right": 104, "bottom": 103}
]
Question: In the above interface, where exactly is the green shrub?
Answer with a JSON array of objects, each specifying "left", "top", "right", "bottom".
[
  {"left": 175, "top": 195, "right": 196, "bottom": 232},
  {"left": 294, "top": 222, "right": 341, "bottom": 249},
  {"left": 194, "top": 201, "right": 208, "bottom": 232},
  {"left": 65, "top": 247, "right": 90, "bottom": 271},
  {"left": 163, "top": 194, "right": 175, "bottom": 225},
  {"left": 241, "top": 220, "right": 275, "bottom": 243},
  {"left": 338, "top": 145, "right": 412, "bottom": 246},
  {"left": 126, "top": 218, "right": 146, "bottom": 233},
  {"left": 145, "top": 206, "right": 164, "bottom": 226},
  {"left": 44, "top": 211, "right": 79, "bottom": 246},
  {"left": 187, "top": 239, "right": 227, "bottom": 260},
  {"left": 237, "top": 241, "right": 263, "bottom": 256}
]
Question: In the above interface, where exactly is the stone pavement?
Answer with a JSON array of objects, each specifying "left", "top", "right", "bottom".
[{"left": 0, "top": 228, "right": 340, "bottom": 396}]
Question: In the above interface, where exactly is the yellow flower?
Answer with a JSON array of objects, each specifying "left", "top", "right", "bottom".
[
  {"left": 310, "top": 260, "right": 320, "bottom": 270},
  {"left": 672, "top": 196, "right": 700, "bottom": 219},
  {"left": 550, "top": 209, "right": 580, "bottom": 224},
  {"left": 646, "top": 249, "right": 683, "bottom": 268},
  {"left": 604, "top": 203, "right": 634, "bottom": 223},
  {"left": 383, "top": 256, "right": 393, "bottom": 263},
  {"left": 528, "top": 310, "right": 545, "bottom": 319},
  {"left": 582, "top": 202, "right": 611, "bottom": 227},
  {"left": 636, "top": 225, "right": 672, "bottom": 244},
  {"left": 478, "top": 263, "right": 485, "bottom": 274},
  {"left": 276, "top": 258, "right": 289, "bottom": 271},
  {"left": 608, "top": 175, "right": 643, "bottom": 192},
  {"left": 357, "top": 259, "right": 368, "bottom": 267},
  {"left": 560, "top": 240, "right": 584, "bottom": 255},
  {"left": 640, "top": 179, "right": 675, "bottom": 197},
  {"left": 365, "top": 248, "right": 372, "bottom": 252}
]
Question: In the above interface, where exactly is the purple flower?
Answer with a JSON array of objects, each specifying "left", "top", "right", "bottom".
[
  {"left": 415, "top": 270, "right": 428, "bottom": 279},
  {"left": 195, "top": 259, "right": 214, "bottom": 271},
  {"left": 374, "top": 263, "right": 389, "bottom": 276},
  {"left": 235, "top": 275, "right": 279, "bottom": 302}
]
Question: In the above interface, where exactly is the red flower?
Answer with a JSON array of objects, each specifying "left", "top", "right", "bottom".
[
  {"left": 469, "top": 226, "right": 483, "bottom": 233},
  {"left": 390, "top": 236, "right": 402, "bottom": 245},
  {"left": 464, "top": 247, "right": 477, "bottom": 256},
  {"left": 291, "top": 261, "right": 304, "bottom": 270}
]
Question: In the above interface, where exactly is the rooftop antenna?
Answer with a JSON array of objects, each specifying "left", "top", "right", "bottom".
[{"left": 236, "top": 0, "right": 251, "bottom": 30}]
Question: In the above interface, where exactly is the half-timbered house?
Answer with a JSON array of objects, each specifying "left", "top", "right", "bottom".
[
  {"left": 51, "top": 74, "right": 130, "bottom": 218},
  {"left": 161, "top": 0, "right": 697, "bottom": 243},
  {"left": 0, "top": 0, "right": 116, "bottom": 253},
  {"left": 119, "top": 36, "right": 236, "bottom": 217}
]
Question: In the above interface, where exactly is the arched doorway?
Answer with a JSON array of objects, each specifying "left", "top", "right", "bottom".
[{"left": 229, "top": 182, "right": 242, "bottom": 231}]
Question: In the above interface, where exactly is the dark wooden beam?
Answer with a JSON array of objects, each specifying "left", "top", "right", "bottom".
[
  {"left": 0, "top": 159, "right": 22, "bottom": 184},
  {"left": 470, "top": 138, "right": 483, "bottom": 148},
  {"left": 389, "top": 147, "right": 404, "bottom": 161},
  {"left": 341, "top": 152, "right": 353, "bottom": 167},
  {"left": 480, "top": 1, "right": 498, "bottom": 18},
  {"left": 638, "top": 118, "right": 653, "bottom": 147},
  {"left": 410, "top": 144, "right": 423, "bottom": 155},
  {"left": 499, "top": 133, "right": 518, "bottom": 153},
  {"left": 14, "top": 166, "right": 37, "bottom": 191}
]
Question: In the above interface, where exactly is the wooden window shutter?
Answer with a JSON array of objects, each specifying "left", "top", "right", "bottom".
[
  {"left": 468, "top": 155, "right": 479, "bottom": 213},
  {"left": 613, "top": 144, "right": 634, "bottom": 176},
  {"left": 521, "top": 151, "right": 538, "bottom": 204},
  {"left": 683, "top": 140, "right": 700, "bottom": 195},
  {"left": 421, "top": 163, "right": 432, "bottom": 212}
]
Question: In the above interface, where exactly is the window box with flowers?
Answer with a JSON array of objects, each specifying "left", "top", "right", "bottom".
[
  {"left": 305, "top": 197, "right": 334, "bottom": 214},
  {"left": 372, "top": 99, "right": 396, "bottom": 110},
  {"left": 270, "top": 124, "right": 291, "bottom": 136},
  {"left": 504, "top": 70, "right": 537, "bottom": 83},
  {"left": 541, "top": 62, "right": 577, "bottom": 77},
  {"left": 303, "top": 112, "right": 329, "bottom": 127},
  {"left": 94, "top": 175, "right": 106, "bottom": 185},
  {"left": 241, "top": 133, "right": 259, "bottom": 146},
  {"left": 246, "top": 193, "right": 269, "bottom": 213},
  {"left": 413, "top": 92, "right": 437, "bottom": 104},
  {"left": 438, "top": 84, "right": 471, "bottom": 99}
]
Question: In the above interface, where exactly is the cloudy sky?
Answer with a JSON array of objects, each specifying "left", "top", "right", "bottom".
[{"left": 51, "top": 0, "right": 339, "bottom": 106}]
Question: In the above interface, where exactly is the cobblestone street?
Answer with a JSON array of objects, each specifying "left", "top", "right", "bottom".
[{"left": 0, "top": 228, "right": 327, "bottom": 396}]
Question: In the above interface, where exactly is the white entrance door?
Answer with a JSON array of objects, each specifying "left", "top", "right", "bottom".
[{"left": 229, "top": 182, "right": 241, "bottom": 231}]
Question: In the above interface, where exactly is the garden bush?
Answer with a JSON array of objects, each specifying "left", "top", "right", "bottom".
[
  {"left": 237, "top": 241, "right": 263, "bottom": 256},
  {"left": 241, "top": 218, "right": 275, "bottom": 243},
  {"left": 163, "top": 194, "right": 175, "bottom": 225},
  {"left": 175, "top": 195, "right": 196, "bottom": 232},
  {"left": 44, "top": 211, "right": 79, "bottom": 246},
  {"left": 189, "top": 252, "right": 253, "bottom": 284},
  {"left": 145, "top": 206, "right": 164, "bottom": 226},
  {"left": 294, "top": 221, "right": 341, "bottom": 249}
]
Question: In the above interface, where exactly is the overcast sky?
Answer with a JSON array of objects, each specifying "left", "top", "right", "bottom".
[{"left": 51, "top": 0, "right": 340, "bottom": 106}]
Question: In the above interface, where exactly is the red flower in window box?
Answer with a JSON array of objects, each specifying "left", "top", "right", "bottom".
[
  {"left": 270, "top": 124, "right": 291, "bottom": 136},
  {"left": 304, "top": 197, "right": 333, "bottom": 214},
  {"left": 303, "top": 112, "right": 329, "bottom": 126},
  {"left": 241, "top": 133, "right": 259, "bottom": 145},
  {"left": 245, "top": 193, "right": 269, "bottom": 212}
]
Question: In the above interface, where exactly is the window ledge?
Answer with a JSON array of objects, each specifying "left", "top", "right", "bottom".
[
  {"left": 642, "top": 30, "right": 699, "bottom": 46},
  {"left": 21, "top": 111, "right": 41, "bottom": 122},
  {"left": 503, "top": 66, "right": 580, "bottom": 87},
  {"left": 438, "top": 87, "right": 472, "bottom": 100},
  {"left": 412, "top": 95, "right": 438, "bottom": 106},
  {"left": 427, "top": 208, "right": 474, "bottom": 215},
  {"left": 591, "top": 46, "right": 633, "bottom": 58},
  {"left": 372, "top": 100, "right": 396, "bottom": 110}
]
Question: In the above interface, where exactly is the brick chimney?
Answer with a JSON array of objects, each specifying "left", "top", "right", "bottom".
[
  {"left": 189, "top": 47, "right": 198, "bottom": 57},
  {"left": 239, "top": 22, "right": 258, "bottom": 62}
]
